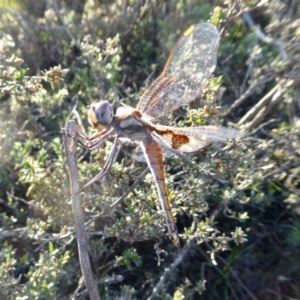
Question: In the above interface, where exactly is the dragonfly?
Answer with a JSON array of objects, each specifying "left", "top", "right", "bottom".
[{"left": 64, "top": 23, "right": 240, "bottom": 248}]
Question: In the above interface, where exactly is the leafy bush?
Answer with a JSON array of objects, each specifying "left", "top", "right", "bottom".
[{"left": 0, "top": 0, "right": 299, "bottom": 299}]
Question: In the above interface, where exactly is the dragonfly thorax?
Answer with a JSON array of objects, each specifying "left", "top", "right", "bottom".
[
  {"left": 115, "top": 106, "right": 149, "bottom": 141},
  {"left": 88, "top": 100, "right": 113, "bottom": 131}
]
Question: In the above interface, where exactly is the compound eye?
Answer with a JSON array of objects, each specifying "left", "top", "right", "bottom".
[{"left": 87, "top": 100, "right": 113, "bottom": 130}]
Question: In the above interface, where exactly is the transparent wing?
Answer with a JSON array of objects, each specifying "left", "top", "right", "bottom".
[
  {"left": 137, "top": 23, "right": 220, "bottom": 118},
  {"left": 134, "top": 145, "right": 174, "bottom": 162}
]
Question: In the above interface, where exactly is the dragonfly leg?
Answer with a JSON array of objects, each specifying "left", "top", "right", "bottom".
[
  {"left": 83, "top": 136, "right": 120, "bottom": 188},
  {"left": 62, "top": 125, "right": 113, "bottom": 151}
]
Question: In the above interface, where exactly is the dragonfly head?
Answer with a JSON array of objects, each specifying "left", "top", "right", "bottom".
[{"left": 87, "top": 100, "right": 113, "bottom": 131}]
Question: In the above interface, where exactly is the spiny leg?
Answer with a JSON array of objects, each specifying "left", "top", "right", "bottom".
[
  {"left": 62, "top": 125, "right": 114, "bottom": 150},
  {"left": 83, "top": 136, "right": 120, "bottom": 188}
]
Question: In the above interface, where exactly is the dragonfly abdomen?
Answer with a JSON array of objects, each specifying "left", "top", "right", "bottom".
[{"left": 141, "top": 140, "right": 180, "bottom": 247}]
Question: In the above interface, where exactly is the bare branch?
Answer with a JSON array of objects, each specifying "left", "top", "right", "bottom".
[
  {"left": 228, "top": 0, "right": 270, "bottom": 23},
  {"left": 238, "top": 79, "right": 294, "bottom": 129},
  {"left": 52, "top": 0, "right": 78, "bottom": 45},
  {"left": 148, "top": 242, "right": 193, "bottom": 300},
  {"left": 222, "top": 75, "right": 273, "bottom": 117},
  {"left": 63, "top": 120, "right": 101, "bottom": 300},
  {"left": 243, "top": 12, "right": 287, "bottom": 60}
]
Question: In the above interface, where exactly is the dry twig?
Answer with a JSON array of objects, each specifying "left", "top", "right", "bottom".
[
  {"left": 243, "top": 12, "right": 287, "bottom": 60},
  {"left": 63, "top": 120, "right": 101, "bottom": 300},
  {"left": 222, "top": 75, "right": 272, "bottom": 117},
  {"left": 148, "top": 242, "right": 193, "bottom": 300},
  {"left": 238, "top": 79, "right": 294, "bottom": 129}
]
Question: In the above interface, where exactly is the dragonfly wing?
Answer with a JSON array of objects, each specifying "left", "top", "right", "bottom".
[
  {"left": 134, "top": 145, "right": 175, "bottom": 162},
  {"left": 137, "top": 23, "right": 220, "bottom": 118},
  {"left": 151, "top": 125, "right": 241, "bottom": 153},
  {"left": 134, "top": 146, "right": 147, "bottom": 162}
]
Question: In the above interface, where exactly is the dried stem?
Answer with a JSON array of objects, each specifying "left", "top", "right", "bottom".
[
  {"left": 243, "top": 12, "right": 287, "bottom": 60},
  {"left": 222, "top": 75, "right": 272, "bottom": 117},
  {"left": 238, "top": 79, "right": 294, "bottom": 129},
  {"left": 63, "top": 120, "right": 101, "bottom": 300},
  {"left": 148, "top": 242, "right": 193, "bottom": 300}
]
